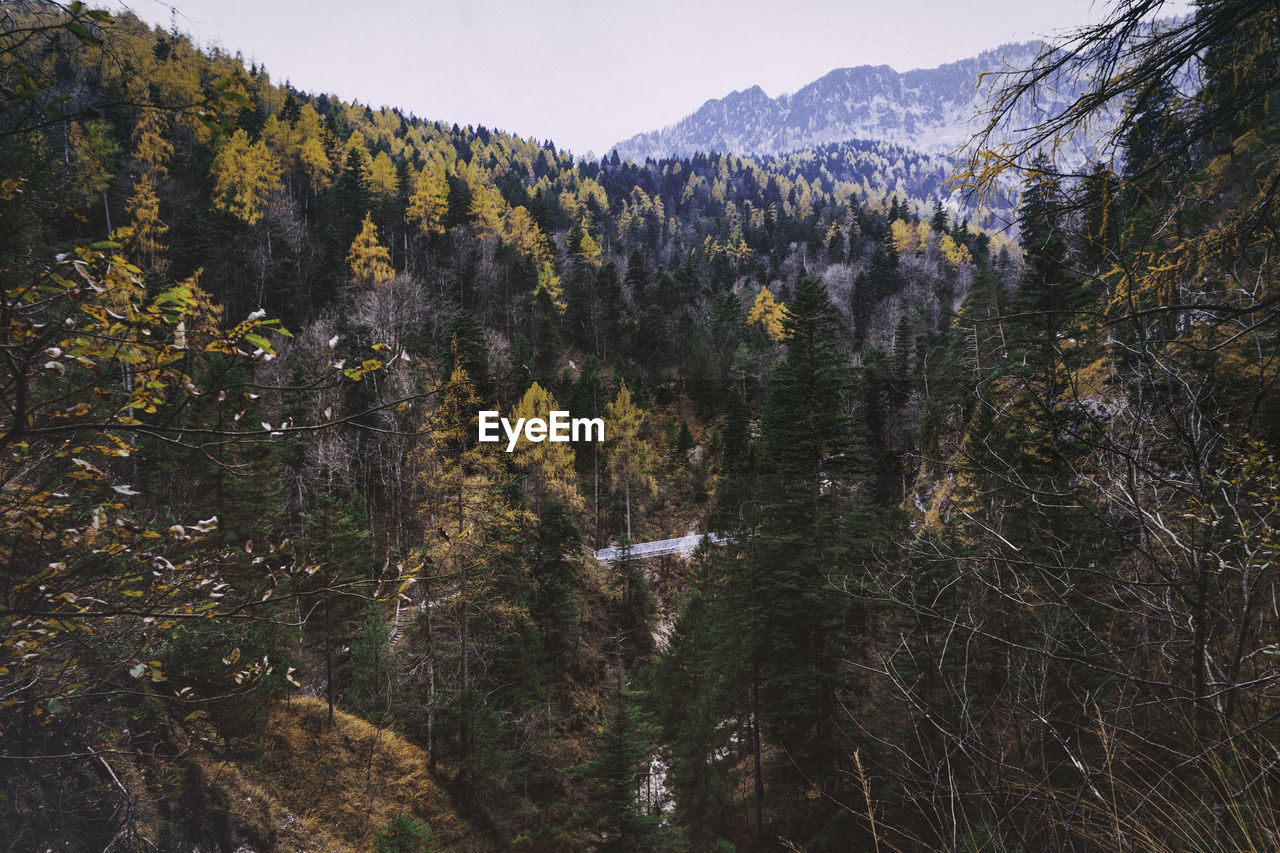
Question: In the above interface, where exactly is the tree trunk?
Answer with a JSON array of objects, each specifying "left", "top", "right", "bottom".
[
  {"left": 326, "top": 590, "right": 335, "bottom": 727},
  {"left": 753, "top": 669, "right": 764, "bottom": 838},
  {"left": 457, "top": 490, "right": 470, "bottom": 772},
  {"left": 426, "top": 593, "right": 436, "bottom": 772}
]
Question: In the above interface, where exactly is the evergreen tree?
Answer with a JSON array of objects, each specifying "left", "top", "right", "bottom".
[
  {"left": 442, "top": 309, "right": 489, "bottom": 391},
  {"left": 530, "top": 499, "right": 582, "bottom": 678},
  {"left": 346, "top": 601, "right": 392, "bottom": 723},
  {"left": 624, "top": 249, "right": 650, "bottom": 303},
  {"left": 653, "top": 587, "right": 733, "bottom": 846},
  {"left": 300, "top": 490, "right": 376, "bottom": 726},
  {"left": 375, "top": 815, "right": 435, "bottom": 853},
  {"left": 612, "top": 540, "right": 656, "bottom": 664},
  {"left": 930, "top": 199, "right": 948, "bottom": 232},
  {"left": 731, "top": 275, "right": 869, "bottom": 839},
  {"left": 568, "top": 355, "right": 606, "bottom": 543},
  {"left": 574, "top": 682, "right": 662, "bottom": 852}
]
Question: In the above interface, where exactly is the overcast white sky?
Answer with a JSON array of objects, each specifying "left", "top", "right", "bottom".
[{"left": 107, "top": 0, "right": 1190, "bottom": 157}]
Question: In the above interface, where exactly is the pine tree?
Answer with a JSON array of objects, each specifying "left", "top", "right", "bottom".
[
  {"left": 624, "top": 250, "right": 650, "bottom": 303},
  {"left": 300, "top": 490, "right": 375, "bottom": 726},
  {"left": 70, "top": 119, "right": 120, "bottom": 233},
  {"left": 346, "top": 601, "right": 392, "bottom": 723},
  {"left": 374, "top": 815, "right": 434, "bottom": 853},
  {"left": 931, "top": 199, "right": 948, "bottom": 232},
  {"left": 712, "top": 385, "right": 754, "bottom": 528},
  {"left": 571, "top": 356, "right": 606, "bottom": 544}
]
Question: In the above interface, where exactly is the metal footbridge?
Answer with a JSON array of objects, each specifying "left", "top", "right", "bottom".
[{"left": 595, "top": 532, "right": 729, "bottom": 563}]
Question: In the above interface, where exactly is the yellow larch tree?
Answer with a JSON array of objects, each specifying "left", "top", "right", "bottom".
[
  {"left": 347, "top": 213, "right": 395, "bottom": 287},
  {"left": 748, "top": 285, "right": 786, "bottom": 342},
  {"left": 509, "top": 382, "right": 584, "bottom": 517},
  {"left": 916, "top": 219, "right": 934, "bottom": 254},
  {"left": 124, "top": 176, "right": 168, "bottom": 271},
  {"left": 890, "top": 218, "right": 919, "bottom": 256},
  {"left": 408, "top": 162, "right": 448, "bottom": 236},
  {"left": 469, "top": 182, "right": 508, "bottom": 242},
  {"left": 125, "top": 108, "right": 173, "bottom": 268},
  {"left": 211, "top": 128, "right": 282, "bottom": 225},
  {"left": 504, "top": 205, "right": 551, "bottom": 268},
  {"left": 413, "top": 357, "right": 527, "bottom": 765},
  {"left": 536, "top": 262, "right": 566, "bottom": 314},
  {"left": 261, "top": 114, "right": 298, "bottom": 169},
  {"left": 941, "top": 234, "right": 973, "bottom": 269},
  {"left": 131, "top": 108, "right": 172, "bottom": 175},
  {"left": 605, "top": 381, "right": 656, "bottom": 541},
  {"left": 370, "top": 150, "right": 398, "bottom": 198},
  {"left": 297, "top": 105, "right": 334, "bottom": 192}
]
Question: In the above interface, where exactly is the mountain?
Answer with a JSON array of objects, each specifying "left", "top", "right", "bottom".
[{"left": 615, "top": 41, "right": 1092, "bottom": 162}]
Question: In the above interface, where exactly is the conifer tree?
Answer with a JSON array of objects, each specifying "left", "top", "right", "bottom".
[
  {"left": 70, "top": 119, "right": 120, "bottom": 233},
  {"left": 653, "top": 587, "right": 733, "bottom": 845},
  {"left": 571, "top": 356, "right": 606, "bottom": 543},
  {"left": 536, "top": 261, "right": 566, "bottom": 314},
  {"left": 300, "top": 490, "right": 375, "bottom": 726},
  {"left": 605, "top": 381, "right": 655, "bottom": 541},
  {"left": 529, "top": 498, "right": 582, "bottom": 678},
  {"left": 510, "top": 382, "right": 583, "bottom": 516},
  {"left": 441, "top": 311, "right": 489, "bottom": 391},
  {"left": 124, "top": 175, "right": 168, "bottom": 269},
  {"left": 574, "top": 682, "right": 662, "bottom": 852},
  {"left": 298, "top": 105, "right": 334, "bottom": 194},
  {"left": 347, "top": 212, "right": 395, "bottom": 287},
  {"left": 414, "top": 356, "right": 524, "bottom": 779},
  {"left": 746, "top": 285, "right": 785, "bottom": 342},
  {"left": 211, "top": 127, "right": 281, "bottom": 226},
  {"left": 732, "top": 275, "right": 867, "bottom": 838}
]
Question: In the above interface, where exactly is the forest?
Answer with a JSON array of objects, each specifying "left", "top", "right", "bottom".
[{"left": 2, "top": 1, "right": 1279, "bottom": 850}]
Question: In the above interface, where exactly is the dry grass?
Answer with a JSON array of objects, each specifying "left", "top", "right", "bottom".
[{"left": 195, "top": 696, "right": 483, "bottom": 851}]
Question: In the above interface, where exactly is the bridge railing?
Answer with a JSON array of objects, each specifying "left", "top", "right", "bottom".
[{"left": 595, "top": 532, "right": 729, "bottom": 563}]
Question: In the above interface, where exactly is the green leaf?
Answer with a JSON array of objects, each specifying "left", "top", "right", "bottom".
[
  {"left": 243, "top": 332, "right": 272, "bottom": 352},
  {"left": 46, "top": 697, "right": 62, "bottom": 713}
]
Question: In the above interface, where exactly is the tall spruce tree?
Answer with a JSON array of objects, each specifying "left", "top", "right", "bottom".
[
  {"left": 573, "top": 681, "right": 662, "bottom": 852},
  {"left": 730, "top": 275, "right": 868, "bottom": 840}
]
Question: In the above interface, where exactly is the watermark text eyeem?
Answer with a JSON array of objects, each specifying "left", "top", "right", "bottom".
[{"left": 478, "top": 411, "right": 604, "bottom": 452}]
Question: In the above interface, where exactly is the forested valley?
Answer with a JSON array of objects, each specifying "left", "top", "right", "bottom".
[{"left": 3, "top": 2, "right": 1280, "bottom": 850}]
